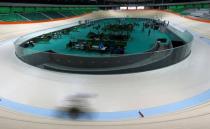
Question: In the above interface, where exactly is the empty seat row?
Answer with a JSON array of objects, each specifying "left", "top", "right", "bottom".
[
  {"left": 21, "top": 12, "right": 50, "bottom": 21},
  {"left": 0, "top": 7, "right": 99, "bottom": 14},
  {"left": 0, "top": 13, "right": 27, "bottom": 22},
  {"left": 0, "top": 7, "right": 99, "bottom": 22},
  {"left": 42, "top": 12, "right": 65, "bottom": 19}
]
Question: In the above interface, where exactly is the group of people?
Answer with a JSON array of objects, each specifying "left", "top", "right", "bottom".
[
  {"left": 141, "top": 19, "right": 170, "bottom": 36},
  {"left": 66, "top": 40, "right": 125, "bottom": 54},
  {"left": 21, "top": 40, "right": 35, "bottom": 48}
]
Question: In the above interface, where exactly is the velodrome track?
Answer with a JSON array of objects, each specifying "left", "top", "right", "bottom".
[{"left": 0, "top": 10, "right": 210, "bottom": 128}]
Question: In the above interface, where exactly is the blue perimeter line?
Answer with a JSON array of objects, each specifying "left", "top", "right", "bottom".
[{"left": 0, "top": 89, "right": 210, "bottom": 121}]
